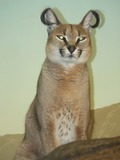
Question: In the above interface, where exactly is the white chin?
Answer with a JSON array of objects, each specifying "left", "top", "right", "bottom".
[
  {"left": 48, "top": 54, "right": 86, "bottom": 68},
  {"left": 63, "top": 57, "right": 77, "bottom": 63}
]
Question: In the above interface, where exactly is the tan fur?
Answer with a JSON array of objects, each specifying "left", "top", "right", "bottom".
[{"left": 14, "top": 8, "right": 99, "bottom": 160}]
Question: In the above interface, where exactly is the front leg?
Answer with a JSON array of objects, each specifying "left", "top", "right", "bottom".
[
  {"left": 40, "top": 119, "right": 59, "bottom": 155},
  {"left": 14, "top": 139, "right": 43, "bottom": 160},
  {"left": 76, "top": 108, "right": 90, "bottom": 140},
  {"left": 76, "top": 125, "right": 88, "bottom": 140}
]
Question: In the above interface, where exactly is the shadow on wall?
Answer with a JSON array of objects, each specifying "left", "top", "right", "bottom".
[
  {"left": 88, "top": 10, "right": 105, "bottom": 138},
  {"left": 88, "top": 10, "right": 105, "bottom": 110}
]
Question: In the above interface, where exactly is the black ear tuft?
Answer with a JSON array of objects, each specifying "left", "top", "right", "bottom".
[
  {"left": 90, "top": 10, "right": 100, "bottom": 28},
  {"left": 40, "top": 8, "right": 61, "bottom": 26},
  {"left": 80, "top": 10, "right": 100, "bottom": 30},
  {"left": 41, "top": 8, "right": 54, "bottom": 26},
  {"left": 40, "top": 8, "right": 61, "bottom": 33}
]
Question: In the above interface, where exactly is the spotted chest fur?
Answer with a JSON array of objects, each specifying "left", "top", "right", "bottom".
[{"left": 55, "top": 106, "right": 78, "bottom": 145}]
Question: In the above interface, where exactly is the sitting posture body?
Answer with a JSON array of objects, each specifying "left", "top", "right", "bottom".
[{"left": 15, "top": 8, "right": 100, "bottom": 160}]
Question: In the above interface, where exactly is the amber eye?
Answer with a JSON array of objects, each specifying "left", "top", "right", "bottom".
[
  {"left": 56, "top": 35, "right": 65, "bottom": 40},
  {"left": 77, "top": 36, "right": 86, "bottom": 42}
]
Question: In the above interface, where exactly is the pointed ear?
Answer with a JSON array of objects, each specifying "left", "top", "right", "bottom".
[
  {"left": 40, "top": 8, "right": 61, "bottom": 34},
  {"left": 80, "top": 10, "right": 100, "bottom": 30}
]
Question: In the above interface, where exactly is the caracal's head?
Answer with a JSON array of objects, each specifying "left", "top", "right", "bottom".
[{"left": 41, "top": 8, "right": 100, "bottom": 67}]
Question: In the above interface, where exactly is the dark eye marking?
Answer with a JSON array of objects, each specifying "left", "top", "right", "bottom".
[
  {"left": 76, "top": 31, "right": 87, "bottom": 44},
  {"left": 56, "top": 35, "right": 68, "bottom": 46},
  {"left": 76, "top": 36, "right": 86, "bottom": 45}
]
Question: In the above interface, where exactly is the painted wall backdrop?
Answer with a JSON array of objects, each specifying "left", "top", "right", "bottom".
[{"left": 0, "top": 0, "right": 120, "bottom": 135}]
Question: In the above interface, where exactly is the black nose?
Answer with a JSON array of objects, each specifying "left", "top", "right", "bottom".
[{"left": 67, "top": 45, "right": 76, "bottom": 53}]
